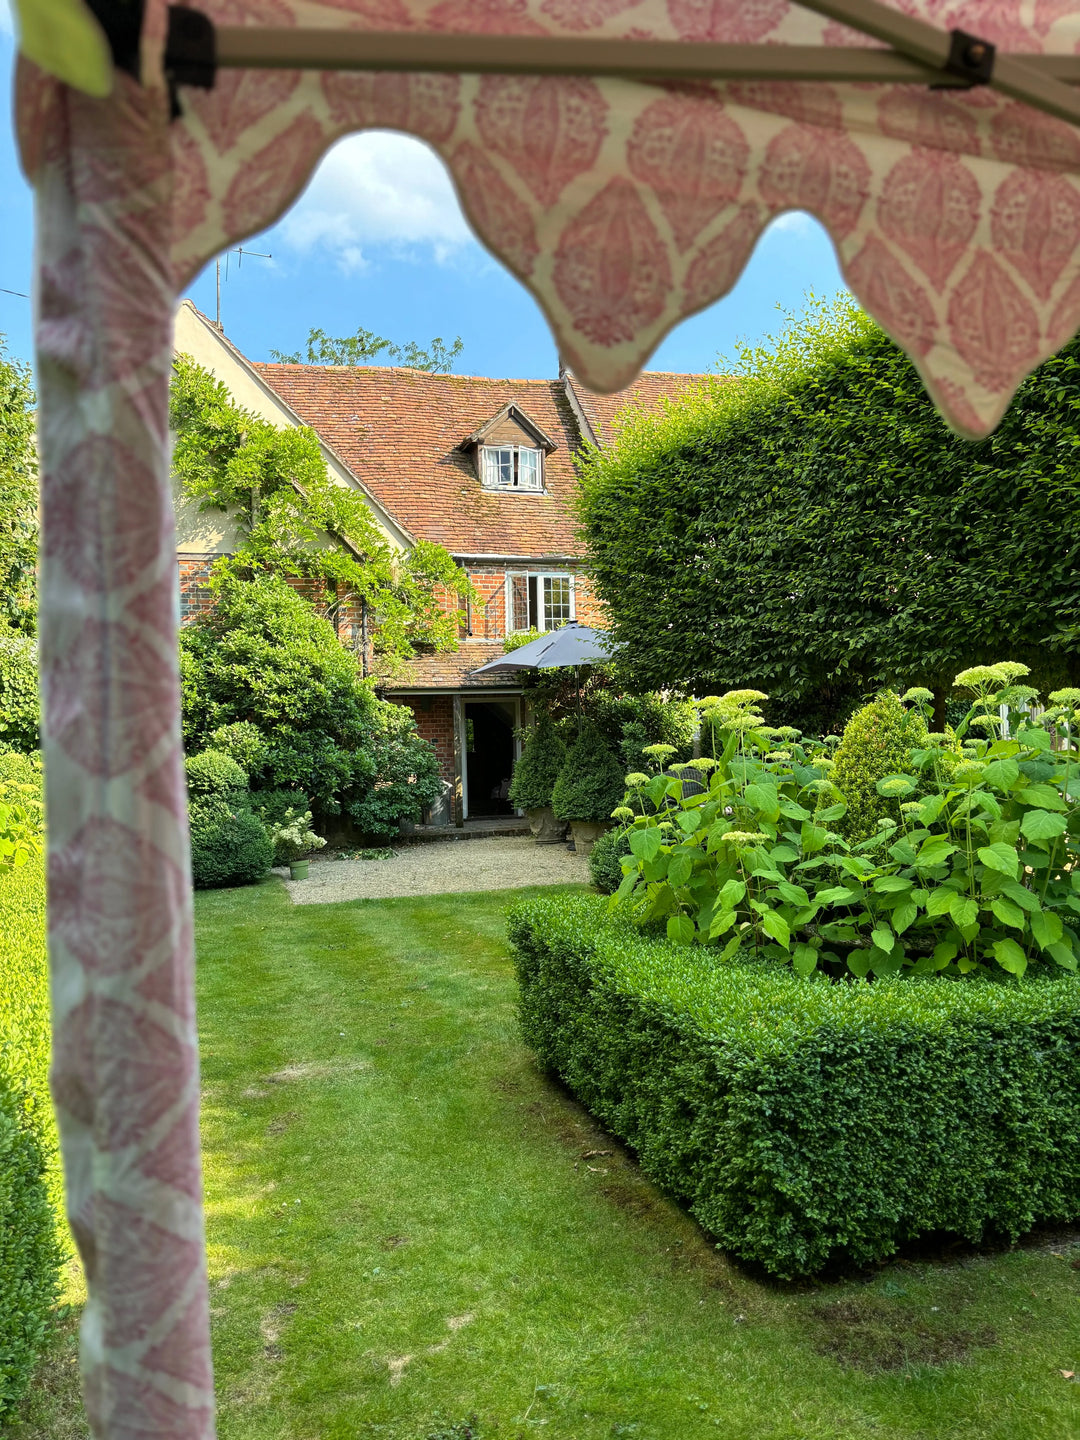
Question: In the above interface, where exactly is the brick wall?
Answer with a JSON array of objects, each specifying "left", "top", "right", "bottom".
[
  {"left": 178, "top": 557, "right": 215, "bottom": 623},
  {"left": 401, "top": 695, "right": 456, "bottom": 783},
  {"left": 456, "top": 564, "right": 602, "bottom": 638}
]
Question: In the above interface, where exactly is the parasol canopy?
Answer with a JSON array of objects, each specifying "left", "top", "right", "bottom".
[
  {"left": 471, "top": 623, "right": 616, "bottom": 675},
  {"left": 14, "top": 3, "right": 1080, "bottom": 1438}
]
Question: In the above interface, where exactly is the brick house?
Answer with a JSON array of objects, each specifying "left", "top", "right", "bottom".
[{"left": 173, "top": 299, "right": 702, "bottom": 825}]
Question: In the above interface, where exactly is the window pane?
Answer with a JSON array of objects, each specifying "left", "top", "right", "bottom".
[
  {"left": 543, "top": 575, "right": 572, "bottom": 628},
  {"left": 517, "top": 448, "right": 540, "bottom": 489},
  {"left": 483, "top": 448, "right": 513, "bottom": 487},
  {"left": 509, "top": 574, "right": 529, "bottom": 632}
]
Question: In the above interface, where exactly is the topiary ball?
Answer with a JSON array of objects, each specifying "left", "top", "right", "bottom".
[
  {"left": 831, "top": 691, "right": 928, "bottom": 843},
  {"left": 185, "top": 749, "right": 247, "bottom": 799},
  {"left": 189, "top": 797, "right": 273, "bottom": 889}
]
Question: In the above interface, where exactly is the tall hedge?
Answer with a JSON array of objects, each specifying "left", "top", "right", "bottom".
[
  {"left": 577, "top": 300, "right": 1080, "bottom": 728},
  {"left": 509, "top": 894, "right": 1080, "bottom": 1278}
]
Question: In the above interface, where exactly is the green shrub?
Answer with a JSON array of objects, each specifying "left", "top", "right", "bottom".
[
  {"left": 589, "top": 689, "right": 697, "bottom": 771},
  {"left": 613, "top": 670, "right": 1080, "bottom": 982},
  {"left": 256, "top": 801, "right": 326, "bottom": 865},
  {"left": 251, "top": 787, "right": 310, "bottom": 829},
  {"left": 509, "top": 894, "right": 1080, "bottom": 1278},
  {"left": 0, "top": 634, "right": 38, "bottom": 754},
  {"left": 509, "top": 710, "right": 567, "bottom": 812},
  {"left": 0, "top": 1069, "right": 61, "bottom": 1419},
  {"left": 588, "top": 826, "right": 632, "bottom": 894},
  {"left": 0, "top": 832, "right": 63, "bottom": 1415},
  {"left": 185, "top": 749, "right": 247, "bottom": 799},
  {"left": 189, "top": 798, "right": 273, "bottom": 889},
  {"left": 180, "top": 573, "right": 439, "bottom": 833},
  {"left": 832, "top": 691, "right": 928, "bottom": 842},
  {"left": 206, "top": 721, "right": 267, "bottom": 779},
  {"left": 552, "top": 723, "right": 626, "bottom": 824}
]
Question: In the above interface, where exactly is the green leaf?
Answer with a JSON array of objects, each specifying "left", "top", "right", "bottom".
[
  {"left": 1020, "top": 809, "right": 1067, "bottom": 841},
  {"left": 743, "top": 782, "right": 780, "bottom": 822},
  {"left": 990, "top": 897, "right": 1025, "bottom": 931},
  {"left": 629, "top": 826, "right": 662, "bottom": 862},
  {"left": 675, "top": 809, "right": 703, "bottom": 833},
  {"left": 719, "top": 878, "right": 746, "bottom": 907},
  {"left": 1047, "top": 940, "right": 1078, "bottom": 970},
  {"left": 814, "top": 801, "right": 848, "bottom": 822},
  {"left": 870, "top": 923, "right": 895, "bottom": 953},
  {"left": 999, "top": 880, "right": 1040, "bottom": 913},
  {"left": 775, "top": 879, "right": 809, "bottom": 907},
  {"left": 992, "top": 938, "right": 1028, "bottom": 976},
  {"left": 761, "top": 910, "right": 790, "bottom": 949},
  {"left": 914, "top": 836, "right": 957, "bottom": 870},
  {"left": 800, "top": 820, "right": 828, "bottom": 855},
  {"left": 667, "top": 914, "right": 696, "bottom": 946},
  {"left": 717, "top": 933, "right": 742, "bottom": 963},
  {"left": 981, "top": 757, "right": 1019, "bottom": 791},
  {"left": 770, "top": 845, "right": 799, "bottom": 863},
  {"left": 1029, "top": 907, "right": 1063, "bottom": 951},
  {"left": 917, "top": 793, "right": 946, "bottom": 825},
  {"left": 926, "top": 887, "right": 960, "bottom": 917},
  {"left": 778, "top": 798, "right": 812, "bottom": 822},
  {"left": 815, "top": 885, "right": 862, "bottom": 907},
  {"left": 709, "top": 908, "right": 737, "bottom": 938},
  {"left": 932, "top": 939, "right": 959, "bottom": 969},
  {"left": 873, "top": 876, "right": 913, "bottom": 894},
  {"left": 891, "top": 898, "right": 919, "bottom": 934},
  {"left": 977, "top": 842, "right": 1019, "bottom": 878},
  {"left": 667, "top": 852, "right": 694, "bottom": 887},
  {"left": 949, "top": 894, "right": 979, "bottom": 928},
  {"left": 643, "top": 854, "right": 669, "bottom": 883},
  {"left": 1017, "top": 782, "right": 1067, "bottom": 811},
  {"left": 791, "top": 942, "right": 818, "bottom": 977}
]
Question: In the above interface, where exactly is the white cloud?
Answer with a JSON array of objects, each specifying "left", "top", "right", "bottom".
[
  {"left": 766, "top": 210, "right": 820, "bottom": 237},
  {"left": 277, "top": 131, "right": 475, "bottom": 270}
]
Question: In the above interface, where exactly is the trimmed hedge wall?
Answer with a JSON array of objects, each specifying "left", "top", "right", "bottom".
[
  {"left": 508, "top": 895, "right": 1080, "bottom": 1278},
  {"left": 0, "top": 853, "right": 63, "bottom": 1416}
]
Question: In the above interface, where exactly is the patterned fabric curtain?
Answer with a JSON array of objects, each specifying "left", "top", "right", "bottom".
[{"left": 15, "top": 2, "right": 1080, "bottom": 1435}]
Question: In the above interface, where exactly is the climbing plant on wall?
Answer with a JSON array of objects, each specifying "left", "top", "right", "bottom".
[{"left": 171, "top": 355, "right": 473, "bottom": 663}]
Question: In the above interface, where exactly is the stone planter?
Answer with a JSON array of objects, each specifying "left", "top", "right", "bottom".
[
  {"left": 568, "top": 820, "right": 611, "bottom": 855},
  {"left": 527, "top": 807, "right": 568, "bottom": 845}
]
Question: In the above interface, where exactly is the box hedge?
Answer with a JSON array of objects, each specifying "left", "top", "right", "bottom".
[{"left": 508, "top": 894, "right": 1080, "bottom": 1278}]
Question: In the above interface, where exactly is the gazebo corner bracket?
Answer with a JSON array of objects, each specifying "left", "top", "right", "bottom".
[{"left": 941, "top": 28, "right": 995, "bottom": 87}]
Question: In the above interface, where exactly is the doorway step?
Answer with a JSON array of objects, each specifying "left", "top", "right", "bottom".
[{"left": 399, "top": 817, "right": 531, "bottom": 844}]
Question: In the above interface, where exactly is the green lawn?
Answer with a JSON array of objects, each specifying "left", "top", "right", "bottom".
[{"left": 12, "top": 879, "right": 1080, "bottom": 1439}]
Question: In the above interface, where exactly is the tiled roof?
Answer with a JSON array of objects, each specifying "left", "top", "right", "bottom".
[
  {"left": 378, "top": 641, "right": 521, "bottom": 692},
  {"left": 250, "top": 362, "right": 707, "bottom": 557}
]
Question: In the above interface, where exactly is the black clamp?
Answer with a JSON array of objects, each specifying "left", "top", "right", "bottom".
[
  {"left": 165, "top": 5, "right": 217, "bottom": 118},
  {"left": 943, "top": 28, "right": 995, "bottom": 85},
  {"left": 85, "top": 0, "right": 146, "bottom": 81}
]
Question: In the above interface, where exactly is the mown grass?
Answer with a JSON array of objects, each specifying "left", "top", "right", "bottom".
[{"left": 12, "top": 878, "right": 1080, "bottom": 1439}]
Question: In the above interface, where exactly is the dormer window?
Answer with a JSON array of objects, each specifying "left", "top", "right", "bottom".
[{"left": 482, "top": 445, "right": 542, "bottom": 492}]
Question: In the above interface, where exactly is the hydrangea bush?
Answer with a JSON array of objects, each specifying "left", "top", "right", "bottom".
[{"left": 611, "top": 665, "right": 1080, "bottom": 980}]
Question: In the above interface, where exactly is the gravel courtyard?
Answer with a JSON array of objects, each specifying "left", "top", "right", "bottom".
[{"left": 279, "top": 835, "right": 591, "bottom": 904}]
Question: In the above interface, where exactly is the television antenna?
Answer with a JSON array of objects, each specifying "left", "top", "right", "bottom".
[{"left": 214, "top": 246, "right": 272, "bottom": 331}]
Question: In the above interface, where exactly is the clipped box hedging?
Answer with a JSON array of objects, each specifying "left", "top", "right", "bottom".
[
  {"left": 0, "top": 852, "right": 63, "bottom": 1417},
  {"left": 508, "top": 895, "right": 1080, "bottom": 1278}
]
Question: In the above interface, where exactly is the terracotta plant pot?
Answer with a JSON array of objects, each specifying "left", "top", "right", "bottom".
[
  {"left": 527, "top": 807, "right": 568, "bottom": 845},
  {"left": 289, "top": 859, "right": 310, "bottom": 880},
  {"left": 568, "top": 820, "right": 611, "bottom": 855}
]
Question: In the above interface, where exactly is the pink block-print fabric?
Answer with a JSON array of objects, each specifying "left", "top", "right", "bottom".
[{"left": 16, "top": 3, "right": 1080, "bottom": 1437}]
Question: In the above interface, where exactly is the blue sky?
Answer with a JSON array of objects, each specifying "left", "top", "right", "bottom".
[{"left": 0, "top": 5, "right": 848, "bottom": 380}]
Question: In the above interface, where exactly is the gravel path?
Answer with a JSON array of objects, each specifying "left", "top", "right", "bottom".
[{"left": 279, "top": 836, "right": 591, "bottom": 904}]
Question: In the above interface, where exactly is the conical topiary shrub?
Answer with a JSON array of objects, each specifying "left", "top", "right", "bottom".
[
  {"left": 551, "top": 722, "right": 626, "bottom": 825},
  {"left": 509, "top": 709, "right": 567, "bottom": 813},
  {"left": 831, "top": 691, "right": 928, "bottom": 843}
]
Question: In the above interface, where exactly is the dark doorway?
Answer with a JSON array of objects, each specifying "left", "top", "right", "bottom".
[{"left": 465, "top": 700, "right": 517, "bottom": 817}]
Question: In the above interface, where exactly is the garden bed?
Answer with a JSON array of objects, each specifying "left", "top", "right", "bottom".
[{"left": 508, "top": 895, "right": 1080, "bottom": 1279}]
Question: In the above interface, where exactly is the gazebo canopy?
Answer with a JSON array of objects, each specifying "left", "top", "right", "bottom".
[{"left": 12, "top": 2, "right": 1080, "bottom": 1437}]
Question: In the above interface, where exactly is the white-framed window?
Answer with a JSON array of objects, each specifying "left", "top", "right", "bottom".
[
  {"left": 481, "top": 445, "right": 543, "bottom": 491},
  {"left": 506, "top": 571, "right": 576, "bottom": 633}
]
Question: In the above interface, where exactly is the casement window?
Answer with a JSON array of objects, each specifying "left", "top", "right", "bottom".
[
  {"left": 506, "top": 572, "right": 576, "bottom": 633},
  {"left": 481, "top": 445, "right": 543, "bottom": 492}
]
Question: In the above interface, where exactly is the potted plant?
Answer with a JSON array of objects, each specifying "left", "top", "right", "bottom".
[
  {"left": 509, "top": 710, "right": 568, "bottom": 844},
  {"left": 551, "top": 721, "right": 626, "bottom": 854},
  {"left": 259, "top": 799, "right": 327, "bottom": 880}
]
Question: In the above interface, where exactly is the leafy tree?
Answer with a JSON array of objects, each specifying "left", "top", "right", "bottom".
[
  {"left": 508, "top": 710, "right": 567, "bottom": 812},
  {"left": 171, "top": 355, "right": 473, "bottom": 664},
  {"left": 180, "top": 573, "right": 441, "bottom": 836},
  {"left": 270, "top": 326, "right": 464, "bottom": 373},
  {"left": 577, "top": 298, "right": 1080, "bottom": 730},
  {"left": 0, "top": 338, "right": 37, "bottom": 634}
]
